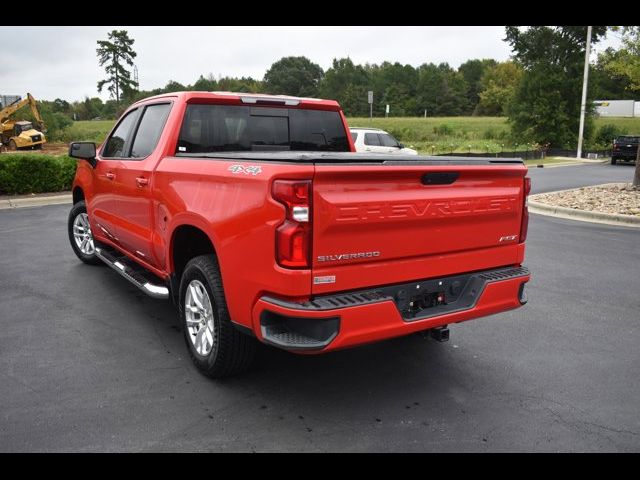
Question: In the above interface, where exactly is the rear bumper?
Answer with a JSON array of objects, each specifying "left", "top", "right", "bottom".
[{"left": 251, "top": 266, "right": 530, "bottom": 352}]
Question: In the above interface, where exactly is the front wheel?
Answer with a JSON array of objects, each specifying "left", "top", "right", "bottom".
[
  {"left": 179, "top": 254, "right": 256, "bottom": 378},
  {"left": 68, "top": 201, "right": 101, "bottom": 265},
  {"left": 611, "top": 157, "right": 617, "bottom": 165}
]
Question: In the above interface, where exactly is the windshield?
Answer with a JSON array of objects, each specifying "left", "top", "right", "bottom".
[
  {"left": 18, "top": 123, "right": 33, "bottom": 133},
  {"left": 176, "top": 104, "right": 349, "bottom": 154}
]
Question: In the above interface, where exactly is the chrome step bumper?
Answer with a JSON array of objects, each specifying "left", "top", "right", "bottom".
[{"left": 95, "top": 244, "right": 169, "bottom": 300}]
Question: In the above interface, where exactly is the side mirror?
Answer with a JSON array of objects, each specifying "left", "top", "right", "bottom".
[
  {"left": 398, "top": 142, "right": 405, "bottom": 149},
  {"left": 69, "top": 142, "right": 97, "bottom": 167}
]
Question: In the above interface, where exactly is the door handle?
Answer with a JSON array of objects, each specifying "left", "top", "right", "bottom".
[
  {"left": 136, "top": 177, "right": 149, "bottom": 187},
  {"left": 105, "top": 172, "right": 115, "bottom": 180}
]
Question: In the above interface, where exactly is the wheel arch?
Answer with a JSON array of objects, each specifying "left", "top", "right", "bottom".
[
  {"left": 72, "top": 186, "right": 85, "bottom": 204},
  {"left": 169, "top": 223, "right": 218, "bottom": 283}
]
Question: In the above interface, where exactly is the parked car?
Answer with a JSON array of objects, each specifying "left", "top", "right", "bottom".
[
  {"left": 350, "top": 127, "right": 418, "bottom": 155},
  {"left": 67, "top": 91, "right": 530, "bottom": 378},
  {"left": 611, "top": 135, "right": 639, "bottom": 165}
]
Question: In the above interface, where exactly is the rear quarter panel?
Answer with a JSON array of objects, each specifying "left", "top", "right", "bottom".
[{"left": 153, "top": 157, "right": 314, "bottom": 328}]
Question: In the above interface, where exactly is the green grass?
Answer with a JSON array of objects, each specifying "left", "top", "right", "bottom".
[
  {"left": 595, "top": 117, "right": 640, "bottom": 134},
  {"left": 55, "top": 120, "right": 115, "bottom": 143},
  {"left": 523, "top": 157, "right": 583, "bottom": 166},
  {"left": 56, "top": 116, "right": 640, "bottom": 153},
  {"left": 348, "top": 116, "right": 640, "bottom": 154}
]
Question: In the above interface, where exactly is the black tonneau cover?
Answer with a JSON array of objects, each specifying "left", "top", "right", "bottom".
[{"left": 175, "top": 151, "right": 524, "bottom": 165}]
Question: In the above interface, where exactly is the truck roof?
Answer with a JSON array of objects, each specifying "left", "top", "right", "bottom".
[{"left": 132, "top": 91, "right": 341, "bottom": 110}]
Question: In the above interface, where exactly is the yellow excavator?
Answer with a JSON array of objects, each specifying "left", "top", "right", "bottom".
[{"left": 0, "top": 93, "right": 46, "bottom": 151}]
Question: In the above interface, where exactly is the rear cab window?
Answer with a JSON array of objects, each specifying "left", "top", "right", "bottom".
[
  {"left": 615, "top": 136, "right": 640, "bottom": 143},
  {"left": 176, "top": 104, "right": 349, "bottom": 154}
]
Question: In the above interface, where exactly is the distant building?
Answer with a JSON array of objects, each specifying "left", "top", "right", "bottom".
[
  {"left": 594, "top": 100, "right": 639, "bottom": 117},
  {"left": 0, "top": 95, "right": 22, "bottom": 109}
]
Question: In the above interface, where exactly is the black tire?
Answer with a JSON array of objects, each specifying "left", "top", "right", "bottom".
[
  {"left": 8, "top": 140, "right": 17, "bottom": 151},
  {"left": 67, "top": 201, "right": 101, "bottom": 265},
  {"left": 611, "top": 157, "right": 617, "bottom": 165},
  {"left": 34, "top": 144, "right": 42, "bottom": 150},
  {"left": 179, "top": 254, "right": 256, "bottom": 378}
]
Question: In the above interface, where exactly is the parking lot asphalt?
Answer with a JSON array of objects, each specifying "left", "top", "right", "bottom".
[{"left": 0, "top": 163, "right": 638, "bottom": 452}]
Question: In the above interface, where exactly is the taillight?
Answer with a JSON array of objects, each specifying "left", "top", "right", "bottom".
[
  {"left": 520, "top": 176, "right": 531, "bottom": 243},
  {"left": 272, "top": 180, "right": 312, "bottom": 268}
]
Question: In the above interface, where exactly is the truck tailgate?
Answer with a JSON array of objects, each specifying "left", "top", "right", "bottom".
[{"left": 312, "top": 161, "right": 527, "bottom": 294}]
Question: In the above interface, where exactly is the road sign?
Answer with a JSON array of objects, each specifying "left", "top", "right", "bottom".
[{"left": 368, "top": 91, "right": 373, "bottom": 104}]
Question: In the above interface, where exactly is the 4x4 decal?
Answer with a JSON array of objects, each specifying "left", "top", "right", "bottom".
[{"left": 228, "top": 164, "right": 262, "bottom": 175}]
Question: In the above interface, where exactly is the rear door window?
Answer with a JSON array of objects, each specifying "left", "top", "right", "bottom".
[
  {"left": 176, "top": 104, "right": 349, "bottom": 153},
  {"left": 364, "top": 132, "right": 381, "bottom": 146}
]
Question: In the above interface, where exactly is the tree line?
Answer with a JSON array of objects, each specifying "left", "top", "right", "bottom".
[{"left": 37, "top": 27, "right": 640, "bottom": 152}]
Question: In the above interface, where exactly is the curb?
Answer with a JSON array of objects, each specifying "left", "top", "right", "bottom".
[
  {"left": 529, "top": 187, "right": 640, "bottom": 228},
  {"left": 527, "top": 160, "right": 608, "bottom": 169},
  {"left": 0, "top": 193, "right": 72, "bottom": 210}
]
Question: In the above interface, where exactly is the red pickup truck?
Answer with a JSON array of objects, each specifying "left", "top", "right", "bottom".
[{"left": 67, "top": 91, "right": 530, "bottom": 378}]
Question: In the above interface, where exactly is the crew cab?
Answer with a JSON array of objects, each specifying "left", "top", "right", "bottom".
[{"left": 67, "top": 91, "right": 531, "bottom": 378}]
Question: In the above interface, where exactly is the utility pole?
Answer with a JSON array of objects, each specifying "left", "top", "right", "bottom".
[
  {"left": 133, "top": 65, "right": 139, "bottom": 89},
  {"left": 577, "top": 25, "right": 592, "bottom": 160},
  {"left": 114, "top": 52, "right": 120, "bottom": 107}
]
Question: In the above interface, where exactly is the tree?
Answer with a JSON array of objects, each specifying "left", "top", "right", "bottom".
[
  {"left": 591, "top": 56, "right": 636, "bottom": 100},
  {"left": 366, "top": 62, "right": 418, "bottom": 116},
  {"left": 416, "top": 63, "right": 469, "bottom": 116},
  {"left": 458, "top": 59, "right": 496, "bottom": 114},
  {"left": 477, "top": 61, "right": 523, "bottom": 116},
  {"left": 96, "top": 30, "right": 138, "bottom": 106},
  {"left": 319, "top": 58, "right": 371, "bottom": 116},
  {"left": 600, "top": 26, "right": 640, "bottom": 186},
  {"left": 192, "top": 74, "right": 218, "bottom": 91},
  {"left": 264, "top": 56, "right": 324, "bottom": 97},
  {"left": 505, "top": 26, "right": 607, "bottom": 148},
  {"left": 163, "top": 80, "right": 187, "bottom": 92}
]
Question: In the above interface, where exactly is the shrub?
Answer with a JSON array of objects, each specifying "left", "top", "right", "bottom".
[
  {"left": 483, "top": 127, "right": 498, "bottom": 140},
  {"left": 433, "top": 123, "right": 454, "bottom": 136},
  {"left": 0, "top": 154, "right": 77, "bottom": 195},
  {"left": 594, "top": 123, "right": 627, "bottom": 148}
]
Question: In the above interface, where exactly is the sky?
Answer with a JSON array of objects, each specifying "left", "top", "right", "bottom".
[{"left": 0, "top": 26, "right": 624, "bottom": 102}]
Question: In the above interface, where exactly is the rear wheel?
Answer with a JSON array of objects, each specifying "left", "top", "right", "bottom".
[
  {"left": 179, "top": 254, "right": 256, "bottom": 378},
  {"left": 611, "top": 157, "right": 617, "bottom": 165},
  {"left": 68, "top": 201, "right": 101, "bottom": 265},
  {"left": 8, "top": 140, "right": 17, "bottom": 151}
]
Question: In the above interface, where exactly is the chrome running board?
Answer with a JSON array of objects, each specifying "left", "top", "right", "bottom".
[{"left": 95, "top": 244, "right": 169, "bottom": 300}]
